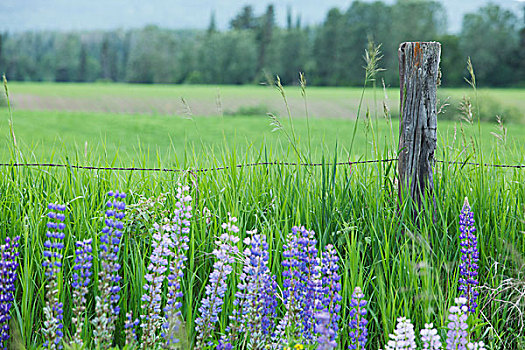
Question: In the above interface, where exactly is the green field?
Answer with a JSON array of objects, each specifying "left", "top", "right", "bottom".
[
  {"left": 6, "top": 82, "right": 525, "bottom": 121},
  {"left": 2, "top": 83, "right": 525, "bottom": 167}
]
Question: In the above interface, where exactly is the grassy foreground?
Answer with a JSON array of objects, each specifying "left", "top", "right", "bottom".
[{"left": 0, "top": 138, "right": 524, "bottom": 348}]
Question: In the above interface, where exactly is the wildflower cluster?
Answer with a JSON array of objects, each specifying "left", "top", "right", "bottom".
[
  {"left": 20, "top": 189, "right": 490, "bottom": 349},
  {"left": 163, "top": 184, "right": 192, "bottom": 347},
  {"left": 0, "top": 236, "right": 20, "bottom": 350},
  {"left": 229, "top": 229, "right": 277, "bottom": 346},
  {"left": 446, "top": 297, "right": 469, "bottom": 350},
  {"left": 92, "top": 191, "right": 126, "bottom": 347},
  {"left": 380, "top": 298, "right": 488, "bottom": 350},
  {"left": 317, "top": 244, "right": 342, "bottom": 342},
  {"left": 348, "top": 286, "right": 368, "bottom": 350},
  {"left": 42, "top": 203, "right": 66, "bottom": 350},
  {"left": 458, "top": 198, "right": 479, "bottom": 313},
  {"left": 420, "top": 323, "right": 441, "bottom": 350},
  {"left": 383, "top": 317, "right": 417, "bottom": 350},
  {"left": 72, "top": 238, "right": 93, "bottom": 346},
  {"left": 141, "top": 222, "right": 172, "bottom": 348},
  {"left": 195, "top": 214, "right": 240, "bottom": 349},
  {"left": 279, "top": 226, "right": 322, "bottom": 342}
]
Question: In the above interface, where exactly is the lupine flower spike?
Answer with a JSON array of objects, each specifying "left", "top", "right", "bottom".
[
  {"left": 228, "top": 229, "right": 277, "bottom": 346},
  {"left": 348, "top": 287, "right": 368, "bottom": 350},
  {"left": 194, "top": 214, "right": 240, "bottom": 350},
  {"left": 0, "top": 236, "right": 20, "bottom": 350},
  {"left": 446, "top": 297, "right": 469, "bottom": 350},
  {"left": 420, "top": 323, "right": 442, "bottom": 350},
  {"left": 71, "top": 238, "right": 93, "bottom": 347},
  {"left": 124, "top": 311, "right": 140, "bottom": 346},
  {"left": 383, "top": 317, "right": 416, "bottom": 350},
  {"left": 163, "top": 184, "right": 192, "bottom": 348},
  {"left": 467, "top": 341, "right": 486, "bottom": 350},
  {"left": 317, "top": 244, "right": 342, "bottom": 344},
  {"left": 458, "top": 197, "right": 479, "bottom": 314},
  {"left": 141, "top": 222, "right": 172, "bottom": 348},
  {"left": 92, "top": 191, "right": 126, "bottom": 347},
  {"left": 276, "top": 226, "right": 320, "bottom": 343},
  {"left": 42, "top": 203, "right": 66, "bottom": 350},
  {"left": 315, "top": 311, "right": 337, "bottom": 350}
]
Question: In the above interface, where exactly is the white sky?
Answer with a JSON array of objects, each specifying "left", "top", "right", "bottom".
[{"left": 0, "top": 0, "right": 523, "bottom": 33}]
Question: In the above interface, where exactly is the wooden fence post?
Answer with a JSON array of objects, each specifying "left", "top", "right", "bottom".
[{"left": 398, "top": 42, "right": 441, "bottom": 213}]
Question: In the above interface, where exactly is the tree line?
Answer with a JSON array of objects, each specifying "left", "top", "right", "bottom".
[{"left": 0, "top": 1, "right": 523, "bottom": 87}]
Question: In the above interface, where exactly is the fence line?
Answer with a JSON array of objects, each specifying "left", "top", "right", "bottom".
[{"left": 0, "top": 158, "right": 524, "bottom": 173}]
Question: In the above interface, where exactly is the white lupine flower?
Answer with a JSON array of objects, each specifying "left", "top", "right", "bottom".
[
  {"left": 384, "top": 317, "right": 417, "bottom": 350},
  {"left": 420, "top": 323, "right": 442, "bottom": 349},
  {"left": 467, "top": 341, "right": 486, "bottom": 350}
]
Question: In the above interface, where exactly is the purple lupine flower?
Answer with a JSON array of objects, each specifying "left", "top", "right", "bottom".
[
  {"left": 348, "top": 287, "right": 368, "bottom": 350},
  {"left": 279, "top": 227, "right": 302, "bottom": 334},
  {"left": 315, "top": 311, "right": 337, "bottom": 350},
  {"left": 163, "top": 184, "right": 192, "bottom": 347},
  {"left": 42, "top": 203, "right": 66, "bottom": 350},
  {"left": 194, "top": 214, "right": 240, "bottom": 350},
  {"left": 446, "top": 297, "right": 469, "bottom": 350},
  {"left": 216, "top": 336, "right": 232, "bottom": 350},
  {"left": 384, "top": 317, "right": 416, "bottom": 350},
  {"left": 92, "top": 191, "right": 126, "bottom": 348},
  {"left": 296, "top": 226, "right": 321, "bottom": 341},
  {"left": 277, "top": 226, "right": 320, "bottom": 343},
  {"left": 228, "top": 229, "right": 277, "bottom": 345},
  {"left": 124, "top": 311, "right": 140, "bottom": 346},
  {"left": 0, "top": 236, "right": 20, "bottom": 350},
  {"left": 420, "top": 323, "right": 442, "bottom": 350},
  {"left": 71, "top": 238, "right": 93, "bottom": 347},
  {"left": 458, "top": 198, "right": 479, "bottom": 314},
  {"left": 317, "top": 244, "right": 342, "bottom": 343},
  {"left": 141, "top": 222, "right": 172, "bottom": 348}
]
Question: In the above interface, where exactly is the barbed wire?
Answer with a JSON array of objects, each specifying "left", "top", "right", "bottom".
[{"left": 0, "top": 158, "right": 523, "bottom": 173}]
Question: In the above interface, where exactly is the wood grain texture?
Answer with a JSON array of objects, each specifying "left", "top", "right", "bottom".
[{"left": 398, "top": 42, "right": 441, "bottom": 212}]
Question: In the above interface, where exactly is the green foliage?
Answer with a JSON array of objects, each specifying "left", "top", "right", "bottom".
[
  {"left": 1, "top": 2, "right": 523, "bottom": 87},
  {"left": 224, "top": 104, "right": 271, "bottom": 117},
  {"left": 460, "top": 4, "right": 520, "bottom": 86}
]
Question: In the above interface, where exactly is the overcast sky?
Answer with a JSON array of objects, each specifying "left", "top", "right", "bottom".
[{"left": 1, "top": 0, "right": 523, "bottom": 34}]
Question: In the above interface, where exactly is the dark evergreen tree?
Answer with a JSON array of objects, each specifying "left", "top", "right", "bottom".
[
  {"left": 100, "top": 36, "right": 111, "bottom": 80},
  {"left": 78, "top": 43, "right": 87, "bottom": 82},
  {"left": 207, "top": 11, "right": 217, "bottom": 35},
  {"left": 230, "top": 6, "right": 257, "bottom": 31}
]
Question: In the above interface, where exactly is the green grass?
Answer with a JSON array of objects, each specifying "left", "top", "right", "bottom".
[
  {"left": 0, "top": 82, "right": 524, "bottom": 349},
  {"left": 1, "top": 109, "right": 524, "bottom": 168}
]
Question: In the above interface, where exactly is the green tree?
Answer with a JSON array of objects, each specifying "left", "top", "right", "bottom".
[
  {"left": 460, "top": 4, "right": 519, "bottom": 86},
  {"left": 78, "top": 43, "right": 87, "bottom": 82},
  {"left": 54, "top": 34, "right": 81, "bottom": 82},
  {"left": 255, "top": 5, "right": 276, "bottom": 79},
  {"left": 207, "top": 11, "right": 217, "bottom": 35},
  {"left": 391, "top": 0, "right": 447, "bottom": 43},
  {"left": 438, "top": 34, "right": 464, "bottom": 86},
  {"left": 230, "top": 5, "right": 257, "bottom": 31},
  {"left": 340, "top": 1, "right": 393, "bottom": 85},
  {"left": 313, "top": 8, "right": 344, "bottom": 85}
]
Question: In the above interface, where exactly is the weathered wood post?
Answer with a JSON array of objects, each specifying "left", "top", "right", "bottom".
[{"left": 398, "top": 42, "right": 441, "bottom": 213}]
